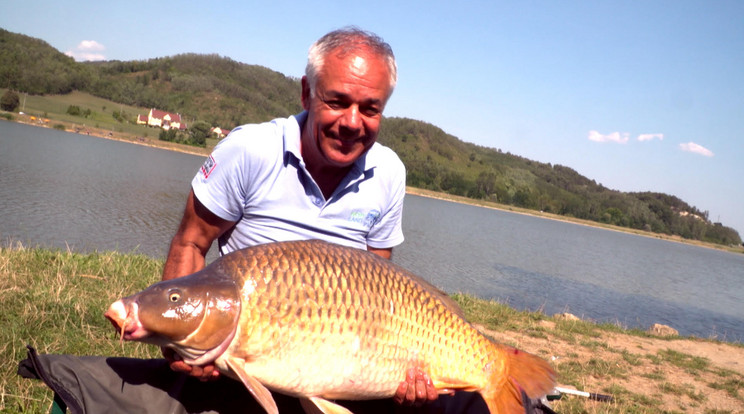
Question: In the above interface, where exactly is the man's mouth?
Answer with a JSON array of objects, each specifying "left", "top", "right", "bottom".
[{"left": 336, "top": 134, "right": 364, "bottom": 148}]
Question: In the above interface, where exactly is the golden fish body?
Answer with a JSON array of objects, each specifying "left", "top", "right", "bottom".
[{"left": 106, "top": 240, "right": 555, "bottom": 414}]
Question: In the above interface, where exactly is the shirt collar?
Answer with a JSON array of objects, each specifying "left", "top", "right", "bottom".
[{"left": 283, "top": 111, "right": 306, "bottom": 164}]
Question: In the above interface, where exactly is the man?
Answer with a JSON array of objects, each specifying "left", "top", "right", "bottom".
[{"left": 162, "top": 27, "right": 438, "bottom": 407}]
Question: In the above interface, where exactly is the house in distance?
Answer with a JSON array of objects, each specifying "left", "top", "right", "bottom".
[{"left": 137, "top": 109, "right": 187, "bottom": 131}]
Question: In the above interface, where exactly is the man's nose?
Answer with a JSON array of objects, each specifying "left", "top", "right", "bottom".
[{"left": 339, "top": 105, "right": 362, "bottom": 132}]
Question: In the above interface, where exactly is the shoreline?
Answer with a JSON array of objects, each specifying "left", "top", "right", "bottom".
[
  {"left": 405, "top": 187, "right": 744, "bottom": 255},
  {"left": 6, "top": 116, "right": 743, "bottom": 255},
  {"left": 5, "top": 115, "right": 211, "bottom": 157}
]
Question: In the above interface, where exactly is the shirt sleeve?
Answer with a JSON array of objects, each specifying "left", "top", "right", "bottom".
[
  {"left": 366, "top": 155, "right": 406, "bottom": 249},
  {"left": 191, "top": 131, "right": 249, "bottom": 222}
]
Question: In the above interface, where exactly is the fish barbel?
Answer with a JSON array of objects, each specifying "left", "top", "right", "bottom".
[{"left": 105, "top": 240, "right": 555, "bottom": 414}]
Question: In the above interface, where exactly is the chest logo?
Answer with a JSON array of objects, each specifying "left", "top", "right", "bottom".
[{"left": 349, "top": 209, "right": 381, "bottom": 228}]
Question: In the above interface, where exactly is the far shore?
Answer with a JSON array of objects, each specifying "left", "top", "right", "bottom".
[
  {"left": 405, "top": 187, "right": 744, "bottom": 255},
  {"left": 6, "top": 116, "right": 743, "bottom": 255}
]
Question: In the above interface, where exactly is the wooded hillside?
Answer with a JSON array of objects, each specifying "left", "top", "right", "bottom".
[{"left": 1, "top": 28, "right": 740, "bottom": 246}]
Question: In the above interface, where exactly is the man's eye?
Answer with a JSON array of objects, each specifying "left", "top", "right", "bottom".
[
  {"left": 326, "top": 100, "right": 346, "bottom": 109},
  {"left": 362, "top": 107, "right": 381, "bottom": 117}
]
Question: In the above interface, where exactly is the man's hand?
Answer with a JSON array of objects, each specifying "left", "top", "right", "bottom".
[
  {"left": 393, "top": 368, "right": 438, "bottom": 406},
  {"left": 162, "top": 347, "right": 220, "bottom": 382}
]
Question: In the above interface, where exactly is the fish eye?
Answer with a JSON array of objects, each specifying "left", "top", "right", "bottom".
[{"left": 168, "top": 290, "right": 181, "bottom": 303}]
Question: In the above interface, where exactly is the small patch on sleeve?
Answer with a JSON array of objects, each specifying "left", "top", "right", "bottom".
[{"left": 200, "top": 155, "right": 217, "bottom": 179}]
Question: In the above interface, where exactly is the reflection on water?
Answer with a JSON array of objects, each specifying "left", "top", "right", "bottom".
[{"left": 2, "top": 121, "right": 743, "bottom": 342}]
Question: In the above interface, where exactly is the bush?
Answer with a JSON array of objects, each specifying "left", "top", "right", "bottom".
[
  {"left": 66, "top": 105, "right": 92, "bottom": 118},
  {"left": 158, "top": 128, "right": 178, "bottom": 142},
  {"left": 1, "top": 90, "right": 20, "bottom": 112},
  {"left": 66, "top": 105, "right": 81, "bottom": 116}
]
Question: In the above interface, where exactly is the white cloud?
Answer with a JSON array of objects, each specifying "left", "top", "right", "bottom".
[
  {"left": 79, "top": 40, "right": 105, "bottom": 51},
  {"left": 588, "top": 130, "right": 629, "bottom": 144},
  {"left": 679, "top": 142, "right": 714, "bottom": 157},
  {"left": 637, "top": 133, "right": 664, "bottom": 142},
  {"left": 65, "top": 40, "right": 106, "bottom": 61}
]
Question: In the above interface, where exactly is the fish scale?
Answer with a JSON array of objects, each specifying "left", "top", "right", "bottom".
[
  {"left": 220, "top": 241, "right": 514, "bottom": 397},
  {"left": 106, "top": 240, "right": 555, "bottom": 414}
]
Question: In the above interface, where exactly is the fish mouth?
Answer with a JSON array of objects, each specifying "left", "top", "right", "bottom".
[{"left": 105, "top": 301, "right": 151, "bottom": 341}]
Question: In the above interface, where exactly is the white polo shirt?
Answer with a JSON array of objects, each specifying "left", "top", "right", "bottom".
[{"left": 192, "top": 112, "right": 406, "bottom": 256}]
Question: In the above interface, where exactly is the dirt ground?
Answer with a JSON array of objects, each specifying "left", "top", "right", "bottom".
[{"left": 478, "top": 321, "right": 744, "bottom": 413}]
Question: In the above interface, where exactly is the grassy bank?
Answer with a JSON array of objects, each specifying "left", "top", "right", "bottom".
[
  {"left": 0, "top": 244, "right": 163, "bottom": 413},
  {"left": 1, "top": 245, "right": 742, "bottom": 413}
]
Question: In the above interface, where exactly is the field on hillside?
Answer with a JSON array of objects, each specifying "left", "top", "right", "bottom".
[
  {"left": 1, "top": 90, "right": 218, "bottom": 154},
  {"left": 6, "top": 89, "right": 153, "bottom": 136}
]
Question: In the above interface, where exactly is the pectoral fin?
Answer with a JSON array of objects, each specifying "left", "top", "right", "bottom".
[
  {"left": 299, "top": 397, "right": 353, "bottom": 414},
  {"left": 432, "top": 377, "right": 478, "bottom": 393},
  {"left": 225, "top": 357, "right": 278, "bottom": 414}
]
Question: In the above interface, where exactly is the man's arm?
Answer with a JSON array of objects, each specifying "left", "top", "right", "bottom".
[
  {"left": 162, "top": 189, "right": 235, "bottom": 381},
  {"left": 367, "top": 245, "right": 392, "bottom": 260},
  {"left": 163, "top": 189, "right": 235, "bottom": 281}
]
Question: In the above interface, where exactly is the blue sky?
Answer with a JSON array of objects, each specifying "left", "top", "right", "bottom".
[{"left": 3, "top": 1, "right": 743, "bottom": 236}]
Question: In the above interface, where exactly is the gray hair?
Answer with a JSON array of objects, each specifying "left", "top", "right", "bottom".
[{"left": 305, "top": 27, "right": 397, "bottom": 98}]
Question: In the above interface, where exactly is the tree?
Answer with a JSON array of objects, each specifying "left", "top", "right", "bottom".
[
  {"left": 475, "top": 171, "right": 498, "bottom": 198},
  {"left": 1, "top": 90, "right": 20, "bottom": 112},
  {"left": 188, "top": 121, "right": 211, "bottom": 147}
]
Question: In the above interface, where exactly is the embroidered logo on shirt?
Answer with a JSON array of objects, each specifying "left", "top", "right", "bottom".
[
  {"left": 200, "top": 155, "right": 216, "bottom": 179},
  {"left": 364, "top": 210, "right": 381, "bottom": 227},
  {"left": 349, "top": 209, "right": 381, "bottom": 228}
]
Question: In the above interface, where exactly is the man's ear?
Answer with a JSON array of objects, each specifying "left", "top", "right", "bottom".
[{"left": 301, "top": 76, "right": 311, "bottom": 110}]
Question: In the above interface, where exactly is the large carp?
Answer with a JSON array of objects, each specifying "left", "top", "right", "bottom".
[{"left": 105, "top": 240, "right": 555, "bottom": 414}]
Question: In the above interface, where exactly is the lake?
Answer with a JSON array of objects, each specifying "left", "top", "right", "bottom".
[{"left": 2, "top": 121, "right": 743, "bottom": 342}]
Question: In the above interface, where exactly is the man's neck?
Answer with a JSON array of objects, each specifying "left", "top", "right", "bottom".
[
  {"left": 299, "top": 128, "right": 353, "bottom": 200},
  {"left": 305, "top": 163, "right": 352, "bottom": 200}
]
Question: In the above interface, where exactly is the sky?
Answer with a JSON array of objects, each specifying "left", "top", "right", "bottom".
[{"left": 3, "top": 0, "right": 743, "bottom": 237}]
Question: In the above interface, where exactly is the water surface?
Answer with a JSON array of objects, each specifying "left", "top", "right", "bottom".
[{"left": 2, "top": 121, "right": 742, "bottom": 341}]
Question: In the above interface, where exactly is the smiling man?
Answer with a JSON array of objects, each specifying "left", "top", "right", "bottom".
[
  {"left": 162, "top": 28, "right": 438, "bottom": 408},
  {"left": 300, "top": 45, "right": 393, "bottom": 192}
]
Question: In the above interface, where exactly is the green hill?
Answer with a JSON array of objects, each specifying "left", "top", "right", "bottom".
[
  {"left": 83, "top": 54, "right": 302, "bottom": 128},
  {"left": 0, "top": 27, "right": 740, "bottom": 246}
]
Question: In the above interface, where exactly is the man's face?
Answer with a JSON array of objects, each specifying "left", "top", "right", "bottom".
[{"left": 301, "top": 49, "right": 392, "bottom": 168}]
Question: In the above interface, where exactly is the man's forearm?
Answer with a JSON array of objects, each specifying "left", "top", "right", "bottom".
[{"left": 162, "top": 242, "right": 207, "bottom": 280}]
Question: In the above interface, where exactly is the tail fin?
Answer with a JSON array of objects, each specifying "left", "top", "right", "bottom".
[{"left": 481, "top": 346, "right": 556, "bottom": 414}]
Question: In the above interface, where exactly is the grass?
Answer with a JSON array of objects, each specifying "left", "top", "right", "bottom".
[
  {"left": 708, "top": 377, "right": 743, "bottom": 400},
  {"left": 1, "top": 245, "right": 743, "bottom": 413},
  {"left": 10, "top": 90, "right": 153, "bottom": 136},
  {"left": 654, "top": 349, "right": 710, "bottom": 373},
  {"left": 0, "top": 243, "right": 163, "bottom": 412},
  {"left": 659, "top": 382, "right": 707, "bottom": 403}
]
